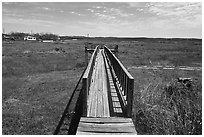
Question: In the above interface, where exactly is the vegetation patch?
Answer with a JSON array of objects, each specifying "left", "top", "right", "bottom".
[{"left": 133, "top": 79, "right": 202, "bottom": 135}]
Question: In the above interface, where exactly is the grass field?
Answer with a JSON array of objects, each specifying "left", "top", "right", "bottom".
[
  {"left": 2, "top": 38, "right": 202, "bottom": 134},
  {"left": 2, "top": 41, "right": 86, "bottom": 134}
]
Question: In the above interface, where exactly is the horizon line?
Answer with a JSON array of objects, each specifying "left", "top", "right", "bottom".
[{"left": 3, "top": 32, "right": 201, "bottom": 39}]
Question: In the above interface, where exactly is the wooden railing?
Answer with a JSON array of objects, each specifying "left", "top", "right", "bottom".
[
  {"left": 54, "top": 46, "right": 99, "bottom": 134},
  {"left": 82, "top": 46, "right": 99, "bottom": 116},
  {"left": 104, "top": 46, "right": 134, "bottom": 117}
]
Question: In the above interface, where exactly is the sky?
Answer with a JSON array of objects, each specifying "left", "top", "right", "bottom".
[{"left": 2, "top": 2, "right": 202, "bottom": 38}]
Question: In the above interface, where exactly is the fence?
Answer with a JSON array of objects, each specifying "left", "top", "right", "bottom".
[
  {"left": 82, "top": 46, "right": 99, "bottom": 116},
  {"left": 104, "top": 46, "right": 134, "bottom": 117}
]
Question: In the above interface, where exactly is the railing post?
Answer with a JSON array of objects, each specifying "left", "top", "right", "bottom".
[
  {"left": 82, "top": 78, "right": 87, "bottom": 116},
  {"left": 127, "top": 78, "right": 134, "bottom": 117},
  {"left": 85, "top": 46, "right": 88, "bottom": 66}
]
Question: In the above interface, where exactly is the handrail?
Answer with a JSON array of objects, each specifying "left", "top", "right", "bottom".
[
  {"left": 83, "top": 46, "right": 99, "bottom": 79},
  {"left": 104, "top": 46, "right": 134, "bottom": 117},
  {"left": 82, "top": 45, "right": 99, "bottom": 116}
]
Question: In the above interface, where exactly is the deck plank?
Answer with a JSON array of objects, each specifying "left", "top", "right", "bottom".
[
  {"left": 79, "top": 117, "right": 134, "bottom": 123},
  {"left": 102, "top": 50, "right": 110, "bottom": 117},
  {"left": 92, "top": 58, "right": 99, "bottom": 117},
  {"left": 97, "top": 53, "right": 103, "bottom": 117},
  {"left": 77, "top": 117, "right": 137, "bottom": 135}
]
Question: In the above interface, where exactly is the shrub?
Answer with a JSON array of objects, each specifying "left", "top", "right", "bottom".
[{"left": 135, "top": 79, "right": 202, "bottom": 135}]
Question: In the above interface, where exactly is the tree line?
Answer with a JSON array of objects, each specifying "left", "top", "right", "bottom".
[{"left": 3, "top": 32, "right": 59, "bottom": 41}]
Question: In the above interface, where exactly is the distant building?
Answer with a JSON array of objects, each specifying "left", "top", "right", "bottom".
[
  {"left": 42, "top": 40, "right": 54, "bottom": 43},
  {"left": 2, "top": 34, "right": 15, "bottom": 41},
  {"left": 24, "top": 36, "right": 36, "bottom": 41},
  {"left": 3, "top": 34, "right": 10, "bottom": 40}
]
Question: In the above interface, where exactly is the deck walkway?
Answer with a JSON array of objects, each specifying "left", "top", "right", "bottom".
[
  {"left": 76, "top": 49, "right": 137, "bottom": 135},
  {"left": 87, "top": 49, "right": 110, "bottom": 117}
]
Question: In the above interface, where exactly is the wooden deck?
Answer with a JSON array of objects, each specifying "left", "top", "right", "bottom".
[
  {"left": 77, "top": 117, "right": 137, "bottom": 135},
  {"left": 76, "top": 49, "right": 137, "bottom": 135},
  {"left": 87, "top": 49, "right": 110, "bottom": 117}
]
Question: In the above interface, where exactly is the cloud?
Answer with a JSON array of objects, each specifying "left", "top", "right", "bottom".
[
  {"left": 87, "top": 8, "right": 95, "bottom": 12},
  {"left": 3, "top": 17, "right": 59, "bottom": 27},
  {"left": 92, "top": 6, "right": 103, "bottom": 9},
  {"left": 94, "top": 13, "right": 116, "bottom": 21},
  {"left": 3, "top": 13, "right": 23, "bottom": 18},
  {"left": 108, "top": 8, "right": 134, "bottom": 17},
  {"left": 43, "top": 7, "right": 50, "bottom": 10},
  {"left": 147, "top": 2, "right": 202, "bottom": 28},
  {"left": 70, "top": 11, "right": 84, "bottom": 16},
  {"left": 93, "top": 13, "right": 120, "bottom": 25},
  {"left": 78, "top": 14, "right": 201, "bottom": 37},
  {"left": 127, "top": 2, "right": 148, "bottom": 8},
  {"left": 89, "top": 6, "right": 134, "bottom": 18},
  {"left": 75, "top": 21, "right": 126, "bottom": 36},
  {"left": 2, "top": 2, "right": 201, "bottom": 38},
  {"left": 96, "top": 6, "right": 101, "bottom": 9},
  {"left": 148, "top": 2, "right": 201, "bottom": 17},
  {"left": 89, "top": 6, "right": 134, "bottom": 24}
]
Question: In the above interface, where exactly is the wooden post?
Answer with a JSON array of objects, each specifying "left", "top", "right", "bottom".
[
  {"left": 85, "top": 45, "right": 88, "bottom": 66},
  {"left": 126, "top": 78, "right": 134, "bottom": 117},
  {"left": 82, "top": 78, "right": 88, "bottom": 116}
]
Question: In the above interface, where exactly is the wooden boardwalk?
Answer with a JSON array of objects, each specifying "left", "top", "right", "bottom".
[
  {"left": 76, "top": 49, "right": 136, "bottom": 135},
  {"left": 54, "top": 46, "right": 136, "bottom": 135},
  {"left": 87, "top": 49, "right": 110, "bottom": 117}
]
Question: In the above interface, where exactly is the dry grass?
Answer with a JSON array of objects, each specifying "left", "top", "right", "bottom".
[
  {"left": 2, "top": 38, "right": 202, "bottom": 135},
  {"left": 132, "top": 78, "right": 202, "bottom": 135}
]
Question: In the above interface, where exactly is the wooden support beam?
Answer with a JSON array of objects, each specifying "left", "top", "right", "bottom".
[
  {"left": 126, "top": 78, "right": 134, "bottom": 118},
  {"left": 82, "top": 78, "right": 88, "bottom": 117}
]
